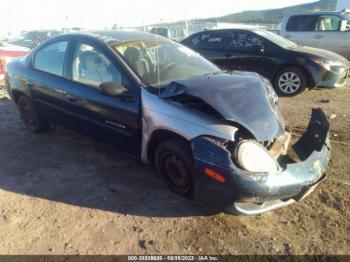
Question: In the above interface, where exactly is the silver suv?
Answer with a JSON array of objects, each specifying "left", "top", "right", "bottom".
[{"left": 279, "top": 10, "right": 350, "bottom": 59}]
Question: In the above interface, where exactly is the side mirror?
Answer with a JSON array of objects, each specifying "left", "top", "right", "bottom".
[
  {"left": 254, "top": 44, "right": 265, "bottom": 55},
  {"left": 99, "top": 81, "right": 129, "bottom": 97},
  {"left": 340, "top": 20, "right": 350, "bottom": 32}
]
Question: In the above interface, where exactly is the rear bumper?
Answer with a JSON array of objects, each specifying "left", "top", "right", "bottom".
[{"left": 191, "top": 108, "right": 330, "bottom": 216}]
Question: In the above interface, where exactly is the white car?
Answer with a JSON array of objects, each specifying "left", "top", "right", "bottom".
[{"left": 279, "top": 10, "right": 350, "bottom": 59}]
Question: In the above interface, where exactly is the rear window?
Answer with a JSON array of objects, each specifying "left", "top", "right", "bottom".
[
  {"left": 187, "top": 31, "right": 227, "bottom": 50},
  {"left": 286, "top": 15, "right": 318, "bottom": 32},
  {"left": 34, "top": 41, "right": 68, "bottom": 76}
]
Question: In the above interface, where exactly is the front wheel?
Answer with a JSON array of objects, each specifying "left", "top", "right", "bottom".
[
  {"left": 155, "top": 138, "right": 194, "bottom": 199},
  {"left": 17, "top": 96, "right": 49, "bottom": 133},
  {"left": 274, "top": 67, "right": 307, "bottom": 97}
]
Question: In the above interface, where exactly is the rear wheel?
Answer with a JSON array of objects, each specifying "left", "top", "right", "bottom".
[
  {"left": 17, "top": 96, "right": 49, "bottom": 133},
  {"left": 155, "top": 138, "right": 194, "bottom": 199},
  {"left": 274, "top": 67, "right": 307, "bottom": 97}
]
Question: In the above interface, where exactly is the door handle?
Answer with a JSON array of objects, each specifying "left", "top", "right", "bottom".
[
  {"left": 66, "top": 94, "right": 80, "bottom": 102},
  {"left": 313, "top": 35, "right": 323, "bottom": 39}
]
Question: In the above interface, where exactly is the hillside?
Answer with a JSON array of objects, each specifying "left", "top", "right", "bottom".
[{"left": 196, "top": 0, "right": 337, "bottom": 24}]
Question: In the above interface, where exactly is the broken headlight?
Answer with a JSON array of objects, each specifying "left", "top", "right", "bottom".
[{"left": 237, "top": 141, "right": 278, "bottom": 173}]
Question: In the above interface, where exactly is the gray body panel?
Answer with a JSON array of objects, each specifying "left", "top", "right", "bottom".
[{"left": 141, "top": 89, "right": 239, "bottom": 163}]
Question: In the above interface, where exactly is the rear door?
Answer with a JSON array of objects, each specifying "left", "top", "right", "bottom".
[
  {"left": 29, "top": 39, "right": 71, "bottom": 128},
  {"left": 62, "top": 40, "right": 140, "bottom": 156},
  {"left": 185, "top": 30, "right": 230, "bottom": 68},
  {"left": 283, "top": 15, "right": 319, "bottom": 47},
  {"left": 222, "top": 30, "right": 269, "bottom": 76}
]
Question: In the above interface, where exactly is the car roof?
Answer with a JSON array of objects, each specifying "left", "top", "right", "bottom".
[
  {"left": 192, "top": 28, "right": 264, "bottom": 34},
  {"left": 60, "top": 30, "right": 167, "bottom": 45}
]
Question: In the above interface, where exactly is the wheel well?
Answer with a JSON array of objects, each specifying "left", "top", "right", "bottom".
[
  {"left": 11, "top": 90, "right": 26, "bottom": 103},
  {"left": 147, "top": 130, "right": 190, "bottom": 164},
  {"left": 274, "top": 65, "right": 314, "bottom": 88}
]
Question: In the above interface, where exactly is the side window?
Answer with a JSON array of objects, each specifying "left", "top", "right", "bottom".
[
  {"left": 72, "top": 43, "right": 122, "bottom": 87},
  {"left": 286, "top": 15, "right": 318, "bottom": 32},
  {"left": 34, "top": 41, "right": 68, "bottom": 76},
  {"left": 226, "top": 31, "right": 264, "bottom": 52},
  {"left": 188, "top": 32, "right": 227, "bottom": 49},
  {"left": 316, "top": 15, "right": 343, "bottom": 31}
]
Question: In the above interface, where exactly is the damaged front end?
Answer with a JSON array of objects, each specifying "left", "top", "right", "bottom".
[
  {"left": 143, "top": 71, "right": 330, "bottom": 215},
  {"left": 191, "top": 108, "right": 330, "bottom": 215}
]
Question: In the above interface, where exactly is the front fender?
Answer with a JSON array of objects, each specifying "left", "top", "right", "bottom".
[{"left": 141, "top": 89, "right": 238, "bottom": 163}]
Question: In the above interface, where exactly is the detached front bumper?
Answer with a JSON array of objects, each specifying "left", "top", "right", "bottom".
[
  {"left": 313, "top": 65, "right": 349, "bottom": 88},
  {"left": 191, "top": 109, "right": 331, "bottom": 216}
]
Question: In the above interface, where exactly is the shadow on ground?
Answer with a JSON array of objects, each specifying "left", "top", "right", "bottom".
[{"left": 0, "top": 99, "right": 217, "bottom": 218}]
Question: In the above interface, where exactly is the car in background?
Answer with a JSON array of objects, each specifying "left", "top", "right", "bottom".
[
  {"left": 0, "top": 41, "right": 28, "bottom": 81},
  {"left": 7, "top": 30, "right": 62, "bottom": 49},
  {"left": 278, "top": 10, "right": 350, "bottom": 59},
  {"left": 181, "top": 29, "right": 349, "bottom": 96},
  {"left": 150, "top": 27, "right": 171, "bottom": 38},
  {"left": 6, "top": 31, "right": 330, "bottom": 215},
  {"left": 150, "top": 27, "right": 187, "bottom": 41}
]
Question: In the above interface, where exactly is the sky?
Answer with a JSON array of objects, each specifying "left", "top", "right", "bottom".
[{"left": 1, "top": 0, "right": 316, "bottom": 36}]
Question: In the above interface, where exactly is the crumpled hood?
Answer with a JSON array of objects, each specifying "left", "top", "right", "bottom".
[{"left": 160, "top": 71, "right": 285, "bottom": 142}]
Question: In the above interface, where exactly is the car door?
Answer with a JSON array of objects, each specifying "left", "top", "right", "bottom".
[
  {"left": 62, "top": 40, "right": 140, "bottom": 156},
  {"left": 29, "top": 39, "right": 71, "bottom": 128},
  {"left": 283, "top": 15, "right": 319, "bottom": 47},
  {"left": 221, "top": 30, "right": 270, "bottom": 76},
  {"left": 188, "top": 30, "right": 231, "bottom": 69},
  {"left": 314, "top": 14, "right": 350, "bottom": 58}
]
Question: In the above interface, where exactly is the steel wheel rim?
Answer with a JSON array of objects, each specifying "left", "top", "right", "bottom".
[
  {"left": 163, "top": 153, "right": 191, "bottom": 191},
  {"left": 278, "top": 72, "right": 301, "bottom": 94},
  {"left": 21, "top": 100, "right": 37, "bottom": 128}
]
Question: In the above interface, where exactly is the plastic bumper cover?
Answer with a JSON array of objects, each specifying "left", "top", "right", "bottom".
[
  {"left": 191, "top": 108, "right": 330, "bottom": 216},
  {"left": 316, "top": 67, "right": 349, "bottom": 88}
]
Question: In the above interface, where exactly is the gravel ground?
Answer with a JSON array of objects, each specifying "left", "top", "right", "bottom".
[{"left": 0, "top": 83, "right": 349, "bottom": 255}]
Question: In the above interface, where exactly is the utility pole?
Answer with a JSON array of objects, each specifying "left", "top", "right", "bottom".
[{"left": 184, "top": 4, "right": 189, "bottom": 37}]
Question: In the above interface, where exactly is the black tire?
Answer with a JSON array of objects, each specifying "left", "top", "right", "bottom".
[
  {"left": 273, "top": 67, "right": 307, "bottom": 97},
  {"left": 155, "top": 138, "right": 194, "bottom": 199},
  {"left": 17, "top": 96, "right": 49, "bottom": 133}
]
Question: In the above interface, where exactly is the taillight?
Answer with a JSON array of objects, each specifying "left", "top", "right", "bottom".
[{"left": 0, "top": 60, "right": 4, "bottom": 80}]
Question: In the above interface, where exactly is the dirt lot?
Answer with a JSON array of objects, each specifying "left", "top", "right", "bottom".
[{"left": 0, "top": 84, "right": 349, "bottom": 255}]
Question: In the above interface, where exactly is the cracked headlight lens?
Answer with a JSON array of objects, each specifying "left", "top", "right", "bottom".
[{"left": 237, "top": 141, "right": 278, "bottom": 173}]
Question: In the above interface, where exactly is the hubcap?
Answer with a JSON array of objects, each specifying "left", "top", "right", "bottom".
[
  {"left": 163, "top": 154, "right": 191, "bottom": 190},
  {"left": 278, "top": 72, "right": 301, "bottom": 94}
]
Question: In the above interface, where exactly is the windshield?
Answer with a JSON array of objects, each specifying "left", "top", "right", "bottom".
[
  {"left": 343, "top": 13, "right": 350, "bottom": 21},
  {"left": 254, "top": 30, "right": 299, "bottom": 48},
  {"left": 112, "top": 39, "right": 219, "bottom": 88}
]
